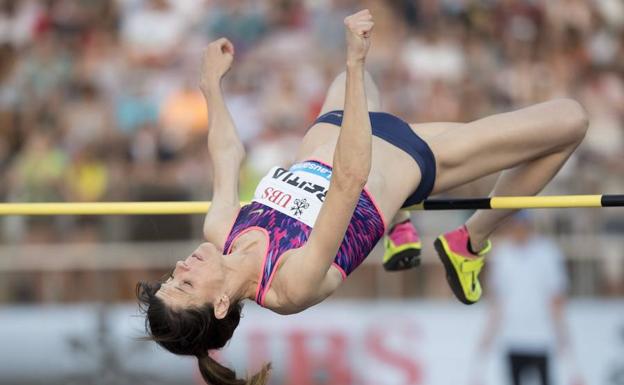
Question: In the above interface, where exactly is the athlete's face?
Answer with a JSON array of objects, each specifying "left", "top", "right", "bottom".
[{"left": 156, "top": 242, "right": 225, "bottom": 310}]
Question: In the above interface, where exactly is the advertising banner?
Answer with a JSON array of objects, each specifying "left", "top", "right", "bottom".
[{"left": 0, "top": 301, "right": 621, "bottom": 385}]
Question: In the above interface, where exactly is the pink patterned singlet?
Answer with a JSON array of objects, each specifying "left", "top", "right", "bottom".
[{"left": 223, "top": 160, "right": 386, "bottom": 306}]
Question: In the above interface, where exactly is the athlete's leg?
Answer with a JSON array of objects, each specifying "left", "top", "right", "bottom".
[
  {"left": 419, "top": 99, "right": 587, "bottom": 304},
  {"left": 297, "top": 71, "right": 382, "bottom": 159},
  {"left": 536, "top": 354, "right": 551, "bottom": 385},
  {"left": 426, "top": 99, "right": 588, "bottom": 250},
  {"left": 318, "top": 71, "right": 382, "bottom": 116},
  {"left": 408, "top": 122, "right": 464, "bottom": 144},
  {"left": 508, "top": 353, "right": 524, "bottom": 385},
  {"left": 389, "top": 210, "right": 410, "bottom": 226}
]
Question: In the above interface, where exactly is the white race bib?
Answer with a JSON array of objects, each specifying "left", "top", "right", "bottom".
[{"left": 253, "top": 161, "right": 331, "bottom": 227}]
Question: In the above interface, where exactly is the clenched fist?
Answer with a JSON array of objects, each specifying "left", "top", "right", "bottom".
[
  {"left": 344, "top": 9, "right": 374, "bottom": 65},
  {"left": 200, "top": 38, "right": 235, "bottom": 90}
]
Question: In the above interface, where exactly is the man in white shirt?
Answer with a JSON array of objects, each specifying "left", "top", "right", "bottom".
[{"left": 477, "top": 211, "right": 582, "bottom": 385}]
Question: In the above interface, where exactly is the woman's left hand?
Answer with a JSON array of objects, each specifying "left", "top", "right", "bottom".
[
  {"left": 344, "top": 9, "right": 374, "bottom": 65},
  {"left": 200, "top": 38, "right": 235, "bottom": 90}
]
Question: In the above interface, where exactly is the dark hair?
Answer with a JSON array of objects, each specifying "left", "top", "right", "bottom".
[{"left": 136, "top": 281, "right": 271, "bottom": 385}]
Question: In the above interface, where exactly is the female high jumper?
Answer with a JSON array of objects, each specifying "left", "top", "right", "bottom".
[{"left": 137, "top": 9, "right": 588, "bottom": 385}]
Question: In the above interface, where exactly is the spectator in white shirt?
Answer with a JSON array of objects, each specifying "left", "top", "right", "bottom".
[
  {"left": 478, "top": 211, "right": 584, "bottom": 385},
  {"left": 121, "top": 0, "right": 187, "bottom": 67}
]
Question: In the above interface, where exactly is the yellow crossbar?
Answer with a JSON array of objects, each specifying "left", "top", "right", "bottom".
[
  {"left": 0, "top": 195, "right": 620, "bottom": 215},
  {"left": 0, "top": 202, "right": 213, "bottom": 216},
  {"left": 490, "top": 195, "right": 602, "bottom": 209}
]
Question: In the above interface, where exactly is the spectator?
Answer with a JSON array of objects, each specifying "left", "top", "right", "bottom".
[
  {"left": 121, "top": 0, "right": 187, "bottom": 67},
  {"left": 0, "top": 0, "right": 39, "bottom": 48},
  {"left": 200, "top": 0, "right": 268, "bottom": 54},
  {"left": 65, "top": 146, "right": 108, "bottom": 202},
  {"left": 477, "top": 212, "right": 584, "bottom": 385},
  {"left": 8, "top": 129, "right": 68, "bottom": 203},
  {"left": 159, "top": 81, "right": 208, "bottom": 150},
  {"left": 61, "top": 80, "right": 113, "bottom": 153}
]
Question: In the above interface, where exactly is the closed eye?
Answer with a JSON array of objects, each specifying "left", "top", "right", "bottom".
[{"left": 183, "top": 280, "right": 193, "bottom": 287}]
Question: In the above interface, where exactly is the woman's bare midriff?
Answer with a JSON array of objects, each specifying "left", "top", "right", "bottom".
[{"left": 294, "top": 122, "right": 422, "bottom": 220}]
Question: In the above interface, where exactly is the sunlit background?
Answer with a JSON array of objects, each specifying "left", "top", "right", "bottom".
[{"left": 0, "top": 0, "right": 623, "bottom": 384}]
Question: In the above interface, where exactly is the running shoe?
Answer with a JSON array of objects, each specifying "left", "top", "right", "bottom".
[
  {"left": 433, "top": 225, "right": 492, "bottom": 305},
  {"left": 382, "top": 220, "right": 422, "bottom": 271}
]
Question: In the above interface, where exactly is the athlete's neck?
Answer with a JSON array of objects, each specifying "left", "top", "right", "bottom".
[{"left": 221, "top": 230, "right": 267, "bottom": 302}]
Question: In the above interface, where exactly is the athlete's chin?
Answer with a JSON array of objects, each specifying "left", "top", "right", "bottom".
[{"left": 197, "top": 242, "right": 221, "bottom": 259}]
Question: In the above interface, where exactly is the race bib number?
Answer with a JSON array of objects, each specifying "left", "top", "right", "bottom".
[{"left": 253, "top": 161, "right": 331, "bottom": 227}]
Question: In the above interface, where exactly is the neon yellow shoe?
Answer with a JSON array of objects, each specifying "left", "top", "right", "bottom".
[
  {"left": 382, "top": 220, "right": 422, "bottom": 271},
  {"left": 433, "top": 225, "right": 492, "bottom": 305}
]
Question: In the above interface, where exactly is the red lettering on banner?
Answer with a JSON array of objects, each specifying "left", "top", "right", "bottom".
[
  {"left": 247, "top": 329, "right": 270, "bottom": 374},
  {"left": 262, "top": 187, "right": 273, "bottom": 199},
  {"left": 276, "top": 193, "right": 292, "bottom": 207},
  {"left": 267, "top": 189, "right": 292, "bottom": 208},
  {"left": 284, "top": 330, "right": 352, "bottom": 385},
  {"left": 366, "top": 324, "right": 422, "bottom": 385}
]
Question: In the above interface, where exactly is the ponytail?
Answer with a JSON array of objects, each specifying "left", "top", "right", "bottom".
[
  {"left": 197, "top": 354, "right": 271, "bottom": 385},
  {"left": 136, "top": 281, "right": 271, "bottom": 384}
]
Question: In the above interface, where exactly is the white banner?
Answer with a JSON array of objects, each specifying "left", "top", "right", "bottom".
[{"left": 0, "top": 301, "right": 622, "bottom": 385}]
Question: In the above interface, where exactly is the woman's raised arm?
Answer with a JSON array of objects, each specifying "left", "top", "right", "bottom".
[
  {"left": 200, "top": 38, "right": 246, "bottom": 249},
  {"left": 284, "top": 10, "right": 376, "bottom": 305}
]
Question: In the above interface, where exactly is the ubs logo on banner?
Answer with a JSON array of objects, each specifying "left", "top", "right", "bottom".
[
  {"left": 262, "top": 187, "right": 292, "bottom": 208},
  {"left": 253, "top": 165, "right": 330, "bottom": 227}
]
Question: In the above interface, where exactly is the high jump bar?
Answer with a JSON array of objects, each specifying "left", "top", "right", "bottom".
[{"left": 0, "top": 195, "right": 622, "bottom": 215}]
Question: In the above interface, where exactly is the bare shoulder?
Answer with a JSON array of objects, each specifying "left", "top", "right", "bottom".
[
  {"left": 261, "top": 248, "right": 344, "bottom": 314},
  {"left": 203, "top": 203, "right": 240, "bottom": 251}
]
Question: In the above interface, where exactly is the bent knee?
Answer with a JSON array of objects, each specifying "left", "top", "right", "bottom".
[
  {"left": 320, "top": 70, "right": 381, "bottom": 114},
  {"left": 550, "top": 98, "right": 589, "bottom": 143}
]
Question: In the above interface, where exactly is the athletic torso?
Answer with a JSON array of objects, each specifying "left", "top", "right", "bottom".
[
  {"left": 296, "top": 120, "right": 425, "bottom": 219},
  {"left": 225, "top": 112, "right": 434, "bottom": 314},
  {"left": 224, "top": 159, "right": 385, "bottom": 313}
]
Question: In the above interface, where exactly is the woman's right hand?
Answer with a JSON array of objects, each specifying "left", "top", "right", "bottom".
[
  {"left": 344, "top": 9, "right": 374, "bottom": 65},
  {"left": 200, "top": 38, "right": 235, "bottom": 90}
]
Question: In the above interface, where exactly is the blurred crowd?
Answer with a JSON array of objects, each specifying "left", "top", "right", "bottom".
[{"left": 0, "top": 0, "right": 623, "bottom": 245}]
